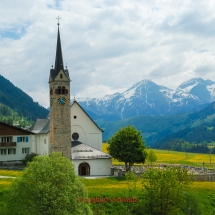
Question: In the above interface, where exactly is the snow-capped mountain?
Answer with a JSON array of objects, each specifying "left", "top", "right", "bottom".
[{"left": 77, "top": 78, "right": 215, "bottom": 120}]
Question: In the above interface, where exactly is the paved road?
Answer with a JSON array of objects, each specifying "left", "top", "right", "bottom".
[
  {"left": 82, "top": 176, "right": 112, "bottom": 179},
  {"left": 0, "top": 175, "right": 112, "bottom": 179},
  {"left": 0, "top": 176, "right": 15, "bottom": 178}
]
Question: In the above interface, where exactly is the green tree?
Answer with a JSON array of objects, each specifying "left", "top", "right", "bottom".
[
  {"left": 5, "top": 152, "right": 92, "bottom": 215},
  {"left": 107, "top": 125, "right": 147, "bottom": 171},
  {"left": 181, "top": 192, "right": 202, "bottom": 215},
  {"left": 139, "top": 167, "right": 193, "bottom": 215},
  {"left": 147, "top": 149, "right": 157, "bottom": 165}
]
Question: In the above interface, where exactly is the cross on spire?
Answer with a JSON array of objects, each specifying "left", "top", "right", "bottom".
[{"left": 56, "top": 16, "right": 61, "bottom": 25}]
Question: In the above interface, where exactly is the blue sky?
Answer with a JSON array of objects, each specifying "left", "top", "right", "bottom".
[{"left": 1, "top": 0, "right": 215, "bottom": 108}]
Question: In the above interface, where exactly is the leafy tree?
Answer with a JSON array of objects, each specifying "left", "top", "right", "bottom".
[
  {"left": 147, "top": 149, "right": 157, "bottom": 165},
  {"left": 181, "top": 192, "right": 202, "bottom": 215},
  {"left": 107, "top": 125, "right": 147, "bottom": 171},
  {"left": 5, "top": 152, "right": 92, "bottom": 215},
  {"left": 139, "top": 167, "right": 193, "bottom": 215}
]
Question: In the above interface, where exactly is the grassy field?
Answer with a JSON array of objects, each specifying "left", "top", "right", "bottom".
[
  {"left": 0, "top": 175, "right": 215, "bottom": 214},
  {"left": 1, "top": 147, "right": 215, "bottom": 214},
  {"left": 103, "top": 143, "right": 215, "bottom": 168}
]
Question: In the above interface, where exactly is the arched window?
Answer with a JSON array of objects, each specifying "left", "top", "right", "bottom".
[
  {"left": 58, "top": 86, "right": 61, "bottom": 94},
  {"left": 62, "top": 86, "right": 65, "bottom": 94},
  {"left": 60, "top": 74, "right": 63, "bottom": 79}
]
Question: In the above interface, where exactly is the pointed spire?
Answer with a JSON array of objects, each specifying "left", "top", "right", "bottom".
[
  {"left": 49, "top": 18, "right": 70, "bottom": 82},
  {"left": 54, "top": 24, "right": 64, "bottom": 73}
]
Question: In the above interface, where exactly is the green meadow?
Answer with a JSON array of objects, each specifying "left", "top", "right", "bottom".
[
  {"left": 0, "top": 175, "right": 215, "bottom": 214},
  {"left": 1, "top": 147, "right": 215, "bottom": 214}
]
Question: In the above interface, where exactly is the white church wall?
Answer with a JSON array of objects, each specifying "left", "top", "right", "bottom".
[
  {"left": 71, "top": 102, "right": 102, "bottom": 150},
  {"left": 71, "top": 125, "right": 86, "bottom": 143},
  {"left": 88, "top": 133, "right": 99, "bottom": 150},
  {"left": 72, "top": 158, "right": 112, "bottom": 176}
]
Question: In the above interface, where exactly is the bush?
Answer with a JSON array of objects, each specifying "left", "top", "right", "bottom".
[
  {"left": 6, "top": 152, "right": 92, "bottom": 215},
  {"left": 22, "top": 153, "right": 38, "bottom": 165}
]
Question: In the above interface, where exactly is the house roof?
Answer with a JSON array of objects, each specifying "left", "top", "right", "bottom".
[
  {"left": 0, "top": 121, "right": 35, "bottom": 135},
  {"left": 29, "top": 119, "right": 49, "bottom": 134},
  {"left": 71, "top": 141, "right": 111, "bottom": 160},
  {"left": 71, "top": 100, "right": 103, "bottom": 132}
]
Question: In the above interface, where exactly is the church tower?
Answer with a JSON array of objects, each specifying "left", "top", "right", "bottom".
[{"left": 49, "top": 21, "right": 71, "bottom": 159}]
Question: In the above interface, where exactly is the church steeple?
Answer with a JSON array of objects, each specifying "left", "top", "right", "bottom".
[
  {"left": 49, "top": 19, "right": 69, "bottom": 82},
  {"left": 54, "top": 25, "right": 64, "bottom": 73},
  {"left": 49, "top": 18, "right": 71, "bottom": 159}
]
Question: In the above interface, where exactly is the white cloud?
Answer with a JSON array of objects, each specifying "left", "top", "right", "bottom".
[{"left": 1, "top": 0, "right": 215, "bottom": 107}]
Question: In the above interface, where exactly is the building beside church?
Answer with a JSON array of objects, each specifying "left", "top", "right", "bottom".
[{"left": 0, "top": 23, "right": 112, "bottom": 176}]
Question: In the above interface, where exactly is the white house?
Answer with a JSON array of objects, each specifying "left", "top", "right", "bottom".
[{"left": 0, "top": 122, "right": 35, "bottom": 163}]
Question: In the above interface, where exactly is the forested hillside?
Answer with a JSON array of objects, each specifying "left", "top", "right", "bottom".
[
  {"left": 0, "top": 75, "right": 48, "bottom": 125},
  {"left": 96, "top": 102, "right": 215, "bottom": 153}
]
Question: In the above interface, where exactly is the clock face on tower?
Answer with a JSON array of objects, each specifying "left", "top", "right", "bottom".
[{"left": 58, "top": 97, "right": 67, "bottom": 105}]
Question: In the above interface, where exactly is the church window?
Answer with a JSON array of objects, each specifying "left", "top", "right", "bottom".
[
  {"left": 60, "top": 74, "right": 63, "bottom": 79},
  {"left": 50, "top": 89, "right": 53, "bottom": 95},
  {"left": 58, "top": 86, "right": 62, "bottom": 94},
  {"left": 62, "top": 86, "right": 65, "bottom": 94},
  {"left": 72, "top": 132, "right": 79, "bottom": 141},
  {"left": 74, "top": 116, "right": 77, "bottom": 119}
]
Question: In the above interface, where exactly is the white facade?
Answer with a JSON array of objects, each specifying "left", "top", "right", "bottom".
[
  {"left": 72, "top": 159, "right": 112, "bottom": 176},
  {"left": 0, "top": 134, "right": 35, "bottom": 162},
  {"left": 71, "top": 102, "right": 102, "bottom": 151},
  {"left": 35, "top": 133, "right": 50, "bottom": 156}
]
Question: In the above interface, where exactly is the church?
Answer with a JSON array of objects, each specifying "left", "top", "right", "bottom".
[{"left": 0, "top": 22, "right": 112, "bottom": 176}]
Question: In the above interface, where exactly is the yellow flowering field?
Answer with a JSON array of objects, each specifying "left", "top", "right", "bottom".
[
  {"left": 0, "top": 170, "right": 23, "bottom": 177},
  {"left": 103, "top": 143, "right": 215, "bottom": 168},
  {"left": 0, "top": 178, "right": 14, "bottom": 190}
]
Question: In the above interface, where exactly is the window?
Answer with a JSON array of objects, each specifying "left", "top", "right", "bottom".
[
  {"left": 58, "top": 86, "right": 61, "bottom": 94},
  {"left": 55, "top": 86, "right": 67, "bottom": 95},
  {"left": 72, "top": 132, "right": 79, "bottom": 141},
  {"left": 44, "top": 139, "right": 46, "bottom": 144},
  {"left": 1, "top": 137, "right": 12, "bottom": 142},
  {"left": 17, "top": 137, "right": 29, "bottom": 142},
  {"left": 60, "top": 74, "right": 63, "bottom": 79},
  {"left": 62, "top": 86, "right": 65, "bottom": 94},
  {"left": 50, "top": 89, "right": 53, "bottom": 95},
  {"left": 8, "top": 148, "right": 16, "bottom": 155},
  {"left": 0, "top": 149, "right": 7, "bottom": 155},
  {"left": 22, "top": 148, "right": 30, "bottom": 154}
]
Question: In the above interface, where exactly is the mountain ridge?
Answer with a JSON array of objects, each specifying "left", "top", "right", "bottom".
[
  {"left": 78, "top": 77, "right": 215, "bottom": 120},
  {"left": 0, "top": 74, "right": 49, "bottom": 123}
]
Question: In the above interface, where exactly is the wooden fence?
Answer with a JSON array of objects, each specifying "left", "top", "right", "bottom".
[{"left": 193, "top": 174, "right": 215, "bottom": 182}]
